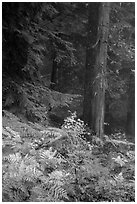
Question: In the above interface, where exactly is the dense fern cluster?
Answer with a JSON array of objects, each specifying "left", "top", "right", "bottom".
[
  {"left": 2, "top": 113, "right": 135, "bottom": 202},
  {"left": 3, "top": 144, "right": 69, "bottom": 201}
]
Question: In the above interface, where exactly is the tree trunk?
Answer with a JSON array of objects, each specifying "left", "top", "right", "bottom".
[
  {"left": 50, "top": 52, "right": 58, "bottom": 89},
  {"left": 83, "top": 3, "right": 110, "bottom": 139},
  {"left": 93, "top": 3, "right": 111, "bottom": 138},
  {"left": 83, "top": 3, "right": 100, "bottom": 128},
  {"left": 126, "top": 73, "right": 135, "bottom": 142}
]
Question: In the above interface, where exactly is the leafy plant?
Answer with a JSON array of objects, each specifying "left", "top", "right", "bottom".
[
  {"left": 62, "top": 112, "right": 91, "bottom": 146},
  {"left": 2, "top": 119, "right": 135, "bottom": 202}
]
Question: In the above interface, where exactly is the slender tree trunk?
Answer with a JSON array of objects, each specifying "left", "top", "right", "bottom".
[
  {"left": 126, "top": 73, "right": 135, "bottom": 142},
  {"left": 83, "top": 3, "right": 100, "bottom": 128},
  {"left": 93, "top": 3, "right": 111, "bottom": 138},
  {"left": 50, "top": 52, "right": 58, "bottom": 89}
]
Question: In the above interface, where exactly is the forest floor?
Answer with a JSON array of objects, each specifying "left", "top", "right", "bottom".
[{"left": 2, "top": 80, "right": 135, "bottom": 202}]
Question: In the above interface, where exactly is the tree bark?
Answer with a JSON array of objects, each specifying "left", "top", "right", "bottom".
[
  {"left": 83, "top": 3, "right": 110, "bottom": 139},
  {"left": 83, "top": 3, "right": 100, "bottom": 127},
  {"left": 126, "top": 73, "right": 135, "bottom": 142},
  {"left": 93, "top": 3, "right": 111, "bottom": 138}
]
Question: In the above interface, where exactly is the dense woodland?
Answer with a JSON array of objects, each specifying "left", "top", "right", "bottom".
[{"left": 2, "top": 2, "right": 135, "bottom": 202}]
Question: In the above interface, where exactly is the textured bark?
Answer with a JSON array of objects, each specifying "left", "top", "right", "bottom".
[
  {"left": 83, "top": 3, "right": 110, "bottom": 139},
  {"left": 83, "top": 3, "right": 100, "bottom": 127},
  {"left": 93, "top": 3, "right": 111, "bottom": 138}
]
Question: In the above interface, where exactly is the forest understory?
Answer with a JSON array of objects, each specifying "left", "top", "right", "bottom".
[
  {"left": 2, "top": 2, "right": 135, "bottom": 202},
  {"left": 2, "top": 78, "right": 135, "bottom": 202}
]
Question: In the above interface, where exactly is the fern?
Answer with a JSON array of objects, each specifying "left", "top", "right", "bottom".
[
  {"left": 49, "top": 183, "right": 68, "bottom": 200},
  {"left": 2, "top": 114, "right": 135, "bottom": 202}
]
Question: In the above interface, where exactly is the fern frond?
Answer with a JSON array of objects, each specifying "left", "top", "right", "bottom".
[
  {"left": 49, "top": 170, "right": 65, "bottom": 181},
  {"left": 38, "top": 148, "right": 57, "bottom": 161},
  {"left": 49, "top": 183, "right": 68, "bottom": 200},
  {"left": 4, "top": 153, "right": 22, "bottom": 165}
]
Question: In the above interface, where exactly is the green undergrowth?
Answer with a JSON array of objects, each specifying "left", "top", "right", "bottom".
[{"left": 2, "top": 111, "right": 135, "bottom": 202}]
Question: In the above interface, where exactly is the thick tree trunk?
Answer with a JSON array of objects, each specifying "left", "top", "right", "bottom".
[
  {"left": 83, "top": 3, "right": 100, "bottom": 128},
  {"left": 83, "top": 3, "right": 110, "bottom": 139},
  {"left": 93, "top": 3, "right": 111, "bottom": 138}
]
